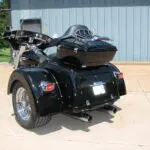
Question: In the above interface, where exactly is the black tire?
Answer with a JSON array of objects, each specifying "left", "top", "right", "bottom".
[{"left": 12, "top": 82, "right": 51, "bottom": 129}]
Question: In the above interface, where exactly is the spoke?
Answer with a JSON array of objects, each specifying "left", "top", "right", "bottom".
[{"left": 15, "top": 87, "right": 31, "bottom": 121}]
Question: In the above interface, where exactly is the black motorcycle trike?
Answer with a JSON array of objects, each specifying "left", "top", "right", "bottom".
[{"left": 3, "top": 25, "right": 126, "bottom": 129}]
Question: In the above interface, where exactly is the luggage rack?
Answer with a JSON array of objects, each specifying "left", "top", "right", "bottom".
[{"left": 73, "top": 28, "right": 93, "bottom": 41}]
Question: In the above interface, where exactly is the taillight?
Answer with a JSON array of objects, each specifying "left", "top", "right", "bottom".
[
  {"left": 114, "top": 72, "right": 123, "bottom": 79},
  {"left": 40, "top": 82, "right": 55, "bottom": 92},
  {"left": 46, "top": 83, "right": 55, "bottom": 92},
  {"left": 117, "top": 72, "right": 123, "bottom": 79}
]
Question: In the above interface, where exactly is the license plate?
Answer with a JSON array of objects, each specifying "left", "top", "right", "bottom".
[{"left": 93, "top": 85, "right": 106, "bottom": 95}]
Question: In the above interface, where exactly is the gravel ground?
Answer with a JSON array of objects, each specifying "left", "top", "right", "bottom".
[{"left": 0, "top": 63, "right": 150, "bottom": 150}]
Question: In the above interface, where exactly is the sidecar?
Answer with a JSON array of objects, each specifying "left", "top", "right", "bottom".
[{"left": 4, "top": 25, "right": 126, "bottom": 129}]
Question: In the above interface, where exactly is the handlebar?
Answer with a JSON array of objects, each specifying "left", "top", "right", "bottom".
[
  {"left": 3, "top": 30, "right": 52, "bottom": 50},
  {"left": 34, "top": 36, "right": 46, "bottom": 47}
]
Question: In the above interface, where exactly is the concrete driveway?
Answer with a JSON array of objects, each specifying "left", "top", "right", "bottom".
[{"left": 0, "top": 63, "right": 150, "bottom": 150}]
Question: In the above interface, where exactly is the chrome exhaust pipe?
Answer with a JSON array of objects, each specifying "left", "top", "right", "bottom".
[
  {"left": 73, "top": 113, "right": 93, "bottom": 122},
  {"left": 104, "top": 105, "right": 118, "bottom": 114},
  {"left": 65, "top": 112, "right": 93, "bottom": 122}
]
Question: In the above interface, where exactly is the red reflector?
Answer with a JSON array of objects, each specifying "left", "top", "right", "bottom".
[
  {"left": 117, "top": 72, "right": 123, "bottom": 79},
  {"left": 46, "top": 83, "right": 55, "bottom": 92}
]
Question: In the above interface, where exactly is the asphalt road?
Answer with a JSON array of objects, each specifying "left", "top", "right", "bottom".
[{"left": 0, "top": 63, "right": 150, "bottom": 150}]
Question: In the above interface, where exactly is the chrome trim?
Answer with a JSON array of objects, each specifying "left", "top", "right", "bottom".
[
  {"left": 16, "top": 87, "right": 31, "bottom": 121},
  {"left": 39, "top": 81, "right": 50, "bottom": 92},
  {"left": 93, "top": 81, "right": 105, "bottom": 86}
]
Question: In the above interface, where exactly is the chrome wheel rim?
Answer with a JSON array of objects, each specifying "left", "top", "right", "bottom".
[{"left": 16, "top": 87, "right": 31, "bottom": 121}]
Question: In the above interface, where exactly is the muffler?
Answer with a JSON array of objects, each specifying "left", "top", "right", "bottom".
[
  {"left": 104, "top": 105, "right": 118, "bottom": 114},
  {"left": 65, "top": 112, "right": 93, "bottom": 122}
]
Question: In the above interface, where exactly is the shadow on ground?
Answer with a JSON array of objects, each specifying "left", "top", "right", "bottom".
[{"left": 32, "top": 106, "right": 121, "bottom": 135}]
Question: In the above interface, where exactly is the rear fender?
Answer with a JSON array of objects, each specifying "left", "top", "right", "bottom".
[{"left": 8, "top": 68, "right": 61, "bottom": 115}]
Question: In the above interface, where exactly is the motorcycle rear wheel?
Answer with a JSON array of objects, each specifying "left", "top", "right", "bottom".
[{"left": 12, "top": 82, "right": 51, "bottom": 129}]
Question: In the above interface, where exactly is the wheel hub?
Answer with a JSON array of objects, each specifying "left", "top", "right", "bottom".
[{"left": 16, "top": 87, "right": 31, "bottom": 121}]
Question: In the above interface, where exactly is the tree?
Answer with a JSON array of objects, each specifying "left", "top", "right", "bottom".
[{"left": 0, "top": 0, "right": 9, "bottom": 49}]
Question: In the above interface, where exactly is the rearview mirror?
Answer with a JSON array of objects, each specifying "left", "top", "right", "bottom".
[{"left": 5, "top": 26, "right": 11, "bottom": 32}]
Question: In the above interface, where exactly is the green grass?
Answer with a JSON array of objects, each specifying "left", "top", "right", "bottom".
[{"left": 0, "top": 48, "right": 11, "bottom": 62}]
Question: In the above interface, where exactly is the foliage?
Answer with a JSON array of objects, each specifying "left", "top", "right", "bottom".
[
  {"left": 0, "top": 48, "right": 11, "bottom": 62},
  {"left": 0, "top": 0, "right": 9, "bottom": 49}
]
